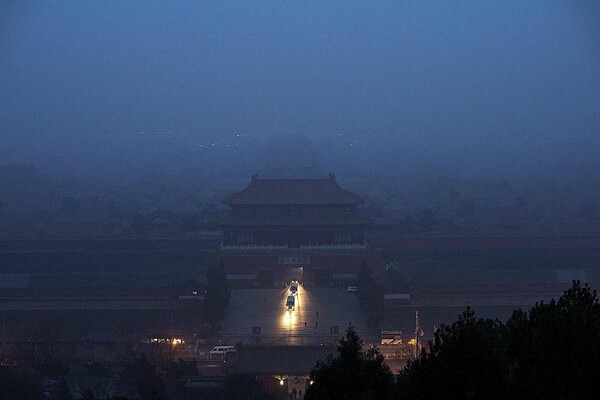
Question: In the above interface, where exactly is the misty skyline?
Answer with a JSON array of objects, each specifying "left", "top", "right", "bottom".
[{"left": 1, "top": 1, "right": 599, "bottom": 178}]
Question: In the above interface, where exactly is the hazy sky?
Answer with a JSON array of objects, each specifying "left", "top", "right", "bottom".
[{"left": 1, "top": 1, "right": 599, "bottom": 175}]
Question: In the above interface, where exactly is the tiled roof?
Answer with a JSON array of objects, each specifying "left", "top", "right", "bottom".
[
  {"left": 224, "top": 174, "right": 363, "bottom": 206},
  {"left": 228, "top": 345, "right": 336, "bottom": 375}
]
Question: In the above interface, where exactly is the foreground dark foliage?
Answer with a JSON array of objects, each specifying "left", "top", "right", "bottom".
[
  {"left": 357, "top": 260, "right": 384, "bottom": 328},
  {"left": 396, "top": 308, "right": 508, "bottom": 400},
  {"left": 396, "top": 281, "right": 600, "bottom": 400},
  {"left": 203, "top": 259, "right": 231, "bottom": 325},
  {"left": 506, "top": 281, "right": 600, "bottom": 399},
  {"left": 0, "top": 366, "right": 42, "bottom": 400},
  {"left": 305, "top": 325, "right": 394, "bottom": 400}
]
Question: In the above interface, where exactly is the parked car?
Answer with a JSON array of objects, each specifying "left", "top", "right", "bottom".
[
  {"left": 209, "top": 346, "right": 235, "bottom": 356},
  {"left": 346, "top": 286, "right": 358, "bottom": 293}
]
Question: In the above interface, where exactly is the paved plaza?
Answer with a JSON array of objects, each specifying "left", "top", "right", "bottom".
[{"left": 218, "top": 286, "right": 376, "bottom": 345}]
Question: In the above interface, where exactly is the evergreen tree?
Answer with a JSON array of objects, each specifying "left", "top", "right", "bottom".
[
  {"left": 48, "top": 378, "right": 72, "bottom": 400},
  {"left": 203, "top": 259, "right": 231, "bottom": 325},
  {"left": 215, "top": 258, "right": 231, "bottom": 310},
  {"left": 506, "top": 281, "right": 600, "bottom": 399},
  {"left": 120, "top": 356, "right": 165, "bottom": 400},
  {"left": 396, "top": 308, "right": 508, "bottom": 400},
  {"left": 396, "top": 281, "right": 600, "bottom": 400},
  {"left": 305, "top": 325, "right": 393, "bottom": 400},
  {"left": 356, "top": 260, "right": 383, "bottom": 328},
  {"left": 0, "top": 366, "right": 42, "bottom": 400}
]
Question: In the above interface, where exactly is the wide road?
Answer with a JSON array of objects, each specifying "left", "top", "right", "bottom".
[{"left": 218, "top": 285, "right": 376, "bottom": 346}]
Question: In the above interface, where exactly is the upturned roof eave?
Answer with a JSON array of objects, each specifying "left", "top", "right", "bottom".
[{"left": 222, "top": 175, "right": 364, "bottom": 206}]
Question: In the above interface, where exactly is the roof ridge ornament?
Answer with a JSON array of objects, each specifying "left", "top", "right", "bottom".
[{"left": 329, "top": 172, "right": 336, "bottom": 181}]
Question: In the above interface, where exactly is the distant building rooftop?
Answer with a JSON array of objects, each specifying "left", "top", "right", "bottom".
[{"left": 224, "top": 174, "right": 363, "bottom": 206}]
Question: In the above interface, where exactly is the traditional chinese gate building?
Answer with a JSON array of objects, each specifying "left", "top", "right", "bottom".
[{"left": 215, "top": 174, "right": 381, "bottom": 286}]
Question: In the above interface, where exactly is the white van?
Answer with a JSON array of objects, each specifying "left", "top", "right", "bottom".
[{"left": 208, "top": 346, "right": 235, "bottom": 356}]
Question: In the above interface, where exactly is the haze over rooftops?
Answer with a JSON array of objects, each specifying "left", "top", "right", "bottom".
[{"left": 224, "top": 174, "right": 364, "bottom": 206}]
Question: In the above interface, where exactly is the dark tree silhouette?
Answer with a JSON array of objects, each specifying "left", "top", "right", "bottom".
[
  {"left": 203, "top": 259, "right": 231, "bottom": 325},
  {"left": 396, "top": 308, "right": 508, "bottom": 400},
  {"left": 506, "top": 281, "right": 600, "bottom": 400},
  {"left": 48, "top": 377, "right": 72, "bottom": 400},
  {"left": 0, "top": 366, "right": 42, "bottom": 400},
  {"left": 215, "top": 258, "right": 231, "bottom": 310},
  {"left": 70, "top": 362, "right": 115, "bottom": 400},
  {"left": 120, "top": 355, "right": 165, "bottom": 400},
  {"left": 396, "top": 281, "right": 600, "bottom": 400},
  {"left": 356, "top": 260, "right": 384, "bottom": 328},
  {"left": 305, "top": 325, "right": 393, "bottom": 400}
]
